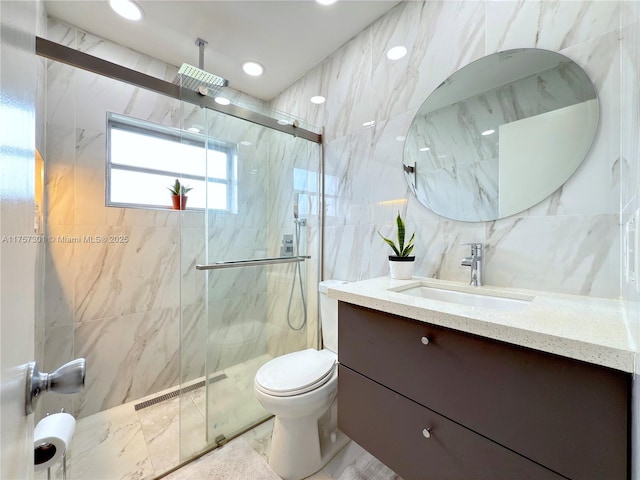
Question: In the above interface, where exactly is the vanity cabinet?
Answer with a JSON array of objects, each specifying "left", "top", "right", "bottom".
[{"left": 337, "top": 302, "right": 631, "bottom": 480}]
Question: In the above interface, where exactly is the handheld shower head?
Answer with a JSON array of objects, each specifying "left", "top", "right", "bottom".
[{"left": 293, "top": 193, "right": 299, "bottom": 219}]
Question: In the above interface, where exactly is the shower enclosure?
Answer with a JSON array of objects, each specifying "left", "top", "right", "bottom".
[
  {"left": 36, "top": 31, "right": 322, "bottom": 479},
  {"left": 176, "top": 100, "right": 322, "bottom": 461}
]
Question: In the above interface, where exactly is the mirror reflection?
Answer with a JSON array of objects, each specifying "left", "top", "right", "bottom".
[{"left": 403, "top": 48, "right": 599, "bottom": 222}]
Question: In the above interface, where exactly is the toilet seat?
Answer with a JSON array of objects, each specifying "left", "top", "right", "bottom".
[{"left": 255, "top": 349, "right": 336, "bottom": 397}]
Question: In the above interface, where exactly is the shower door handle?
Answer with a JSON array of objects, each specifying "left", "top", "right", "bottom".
[{"left": 196, "top": 255, "right": 310, "bottom": 270}]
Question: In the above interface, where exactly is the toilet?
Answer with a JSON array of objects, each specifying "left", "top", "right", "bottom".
[{"left": 254, "top": 279, "right": 349, "bottom": 480}]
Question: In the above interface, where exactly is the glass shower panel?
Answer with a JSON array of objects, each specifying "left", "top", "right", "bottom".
[
  {"left": 179, "top": 101, "right": 321, "bottom": 461},
  {"left": 177, "top": 100, "right": 210, "bottom": 461}
]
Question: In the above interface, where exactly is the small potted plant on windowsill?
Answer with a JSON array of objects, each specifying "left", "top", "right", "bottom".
[
  {"left": 168, "top": 178, "right": 193, "bottom": 210},
  {"left": 378, "top": 212, "right": 415, "bottom": 280}
]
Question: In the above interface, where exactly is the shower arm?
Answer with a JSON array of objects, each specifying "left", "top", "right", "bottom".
[{"left": 196, "top": 38, "right": 207, "bottom": 70}]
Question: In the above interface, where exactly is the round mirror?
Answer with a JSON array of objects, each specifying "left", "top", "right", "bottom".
[{"left": 403, "top": 48, "right": 599, "bottom": 222}]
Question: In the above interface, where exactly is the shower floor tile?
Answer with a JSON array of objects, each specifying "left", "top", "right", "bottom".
[{"left": 36, "top": 354, "right": 273, "bottom": 480}]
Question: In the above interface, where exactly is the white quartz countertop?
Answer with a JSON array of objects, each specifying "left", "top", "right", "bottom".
[{"left": 328, "top": 277, "right": 635, "bottom": 373}]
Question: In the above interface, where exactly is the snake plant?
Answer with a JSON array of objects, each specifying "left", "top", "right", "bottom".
[
  {"left": 378, "top": 212, "right": 415, "bottom": 257},
  {"left": 167, "top": 178, "right": 193, "bottom": 196}
]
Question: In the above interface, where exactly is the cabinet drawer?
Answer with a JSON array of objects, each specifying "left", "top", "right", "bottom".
[
  {"left": 338, "top": 302, "right": 630, "bottom": 480},
  {"left": 338, "top": 365, "right": 565, "bottom": 480}
]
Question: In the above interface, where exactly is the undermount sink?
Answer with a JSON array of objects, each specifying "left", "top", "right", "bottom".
[{"left": 393, "top": 283, "right": 533, "bottom": 313}]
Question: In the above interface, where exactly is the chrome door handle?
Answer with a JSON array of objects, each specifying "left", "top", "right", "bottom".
[{"left": 25, "top": 358, "right": 86, "bottom": 414}]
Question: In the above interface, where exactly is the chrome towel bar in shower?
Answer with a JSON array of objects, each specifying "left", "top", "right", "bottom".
[{"left": 196, "top": 255, "right": 311, "bottom": 270}]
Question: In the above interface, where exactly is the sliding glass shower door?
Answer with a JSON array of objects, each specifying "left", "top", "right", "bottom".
[{"left": 178, "top": 101, "right": 321, "bottom": 461}]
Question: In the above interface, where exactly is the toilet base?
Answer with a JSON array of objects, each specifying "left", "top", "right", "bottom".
[{"left": 268, "top": 397, "right": 349, "bottom": 480}]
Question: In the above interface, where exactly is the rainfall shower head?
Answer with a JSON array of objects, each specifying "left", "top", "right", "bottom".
[{"left": 174, "top": 38, "right": 229, "bottom": 95}]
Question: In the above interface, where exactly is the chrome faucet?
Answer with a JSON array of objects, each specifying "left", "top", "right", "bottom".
[{"left": 461, "top": 243, "right": 482, "bottom": 287}]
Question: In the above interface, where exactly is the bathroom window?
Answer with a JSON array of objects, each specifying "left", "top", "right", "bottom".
[{"left": 107, "top": 113, "right": 237, "bottom": 211}]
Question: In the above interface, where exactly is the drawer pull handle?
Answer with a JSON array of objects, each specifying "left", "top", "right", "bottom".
[
  {"left": 421, "top": 336, "right": 430, "bottom": 345},
  {"left": 423, "top": 428, "right": 432, "bottom": 439}
]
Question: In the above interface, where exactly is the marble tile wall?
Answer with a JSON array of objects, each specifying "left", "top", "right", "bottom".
[
  {"left": 42, "top": 19, "right": 187, "bottom": 417},
  {"left": 271, "top": 0, "right": 625, "bottom": 299},
  {"left": 41, "top": 18, "right": 320, "bottom": 423}
]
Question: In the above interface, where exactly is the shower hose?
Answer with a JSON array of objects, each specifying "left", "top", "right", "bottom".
[{"left": 287, "top": 219, "right": 307, "bottom": 331}]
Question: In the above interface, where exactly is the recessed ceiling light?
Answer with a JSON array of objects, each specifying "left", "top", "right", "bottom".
[
  {"left": 214, "top": 96, "right": 231, "bottom": 105},
  {"left": 316, "top": 0, "right": 338, "bottom": 5},
  {"left": 481, "top": 129, "right": 496, "bottom": 136},
  {"left": 419, "top": 147, "right": 430, "bottom": 152},
  {"left": 362, "top": 120, "right": 376, "bottom": 127},
  {"left": 240, "top": 140, "right": 252, "bottom": 146},
  {"left": 386, "top": 46, "right": 407, "bottom": 61},
  {"left": 109, "top": 0, "right": 143, "bottom": 21},
  {"left": 242, "top": 61, "right": 264, "bottom": 77},
  {"left": 395, "top": 136, "right": 406, "bottom": 142},
  {"left": 310, "top": 95, "right": 326, "bottom": 104}
]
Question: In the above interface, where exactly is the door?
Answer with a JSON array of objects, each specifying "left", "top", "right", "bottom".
[{"left": 1, "top": 1, "right": 39, "bottom": 478}]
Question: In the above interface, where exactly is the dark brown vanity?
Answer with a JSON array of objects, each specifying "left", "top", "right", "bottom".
[{"left": 337, "top": 302, "right": 631, "bottom": 480}]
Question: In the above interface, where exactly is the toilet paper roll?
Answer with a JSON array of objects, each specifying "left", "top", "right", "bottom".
[{"left": 34, "top": 412, "right": 76, "bottom": 472}]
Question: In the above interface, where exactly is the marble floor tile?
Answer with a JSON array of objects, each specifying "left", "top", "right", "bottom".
[
  {"left": 71, "top": 403, "right": 155, "bottom": 480},
  {"left": 37, "top": 353, "right": 306, "bottom": 480},
  {"left": 238, "top": 417, "right": 274, "bottom": 463}
]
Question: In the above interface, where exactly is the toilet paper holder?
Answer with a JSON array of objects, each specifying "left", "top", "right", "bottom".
[{"left": 25, "top": 359, "right": 86, "bottom": 415}]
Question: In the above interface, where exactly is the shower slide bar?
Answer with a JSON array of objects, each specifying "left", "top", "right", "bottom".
[{"left": 196, "top": 255, "right": 311, "bottom": 270}]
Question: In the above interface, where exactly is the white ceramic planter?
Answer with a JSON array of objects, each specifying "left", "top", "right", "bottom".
[{"left": 388, "top": 256, "right": 415, "bottom": 280}]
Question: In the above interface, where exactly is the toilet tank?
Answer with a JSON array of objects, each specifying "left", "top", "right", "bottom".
[{"left": 318, "top": 280, "right": 346, "bottom": 353}]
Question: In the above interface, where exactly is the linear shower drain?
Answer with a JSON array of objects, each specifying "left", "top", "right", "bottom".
[{"left": 134, "top": 373, "right": 227, "bottom": 411}]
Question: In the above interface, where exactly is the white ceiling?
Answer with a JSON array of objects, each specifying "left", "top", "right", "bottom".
[{"left": 44, "top": 0, "right": 401, "bottom": 101}]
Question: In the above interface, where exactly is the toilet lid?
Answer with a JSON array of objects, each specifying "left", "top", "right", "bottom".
[{"left": 255, "top": 349, "right": 336, "bottom": 397}]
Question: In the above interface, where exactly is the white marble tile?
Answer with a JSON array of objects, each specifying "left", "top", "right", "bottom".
[
  {"left": 43, "top": 224, "right": 76, "bottom": 329},
  {"left": 239, "top": 417, "right": 274, "bottom": 463},
  {"left": 71, "top": 403, "right": 154, "bottom": 480},
  {"left": 321, "top": 441, "right": 367, "bottom": 479},
  {"left": 206, "top": 356, "right": 271, "bottom": 441},
  {"left": 324, "top": 224, "right": 378, "bottom": 282},
  {"left": 74, "top": 307, "right": 180, "bottom": 417},
  {"left": 323, "top": 29, "right": 374, "bottom": 140},
  {"left": 413, "top": 219, "right": 486, "bottom": 284},
  {"left": 136, "top": 394, "right": 204, "bottom": 475},
  {"left": 542, "top": 30, "right": 620, "bottom": 216},
  {"left": 323, "top": 129, "right": 372, "bottom": 227},
  {"left": 484, "top": 214, "right": 620, "bottom": 297},
  {"left": 178, "top": 393, "right": 209, "bottom": 461},
  {"left": 166, "top": 437, "right": 280, "bottom": 480},
  {"left": 46, "top": 17, "right": 76, "bottom": 48},
  {"left": 106, "top": 207, "right": 181, "bottom": 228},
  {"left": 486, "top": 0, "right": 621, "bottom": 53},
  {"left": 370, "top": 0, "right": 485, "bottom": 122},
  {"left": 45, "top": 124, "right": 76, "bottom": 226},
  {"left": 181, "top": 302, "right": 207, "bottom": 384},
  {"left": 73, "top": 225, "right": 180, "bottom": 322},
  {"left": 46, "top": 61, "right": 76, "bottom": 127},
  {"left": 73, "top": 127, "right": 108, "bottom": 226}
]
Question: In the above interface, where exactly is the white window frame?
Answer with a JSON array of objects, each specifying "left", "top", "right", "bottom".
[{"left": 106, "top": 112, "right": 237, "bottom": 212}]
